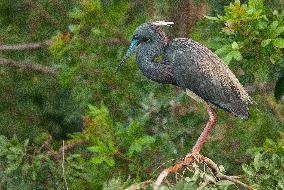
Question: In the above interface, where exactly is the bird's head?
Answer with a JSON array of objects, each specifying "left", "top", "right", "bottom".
[{"left": 116, "top": 21, "right": 174, "bottom": 72}]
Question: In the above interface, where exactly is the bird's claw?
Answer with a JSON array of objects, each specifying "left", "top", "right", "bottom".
[{"left": 184, "top": 151, "right": 202, "bottom": 163}]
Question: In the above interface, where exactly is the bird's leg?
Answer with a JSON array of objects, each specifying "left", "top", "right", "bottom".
[
  {"left": 154, "top": 103, "right": 217, "bottom": 189},
  {"left": 190, "top": 102, "right": 217, "bottom": 155}
]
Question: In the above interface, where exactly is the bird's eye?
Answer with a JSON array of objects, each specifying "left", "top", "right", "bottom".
[{"left": 133, "top": 34, "right": 139, "bottom": 40}]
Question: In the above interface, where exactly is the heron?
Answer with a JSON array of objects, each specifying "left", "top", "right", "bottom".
[{"left": 117, "top": 21, "right": 253, "bottom": 182}]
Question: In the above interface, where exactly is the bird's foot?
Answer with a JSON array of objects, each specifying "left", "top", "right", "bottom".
[
  {"left": 154, "top": 152, "right": 201, "bottom": 190},
  {"left": 185, "top": 151, "right": 201, "bottom": 163}
]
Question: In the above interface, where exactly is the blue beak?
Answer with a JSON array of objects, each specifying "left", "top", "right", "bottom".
[{"left": 116, "top": 38, "right": 139, "bottom": 73}]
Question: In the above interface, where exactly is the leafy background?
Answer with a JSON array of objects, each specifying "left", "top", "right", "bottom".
[{"left": 0, "top": 0, "right": 283, "bottom": 189}]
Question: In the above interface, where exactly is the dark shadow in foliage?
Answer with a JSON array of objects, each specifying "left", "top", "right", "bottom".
[{"left": 274, "top": 77, "right": 284, "bottom": 102}]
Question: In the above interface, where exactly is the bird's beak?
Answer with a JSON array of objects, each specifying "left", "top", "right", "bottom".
[{"left": 116, "top": 38, "right": 139, "bottom": 73}]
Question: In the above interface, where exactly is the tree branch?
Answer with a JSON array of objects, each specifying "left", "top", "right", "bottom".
[
  {"left": 0, "top": 40, "right": 52, "bottom": 51},
  {"left": 99, "top": 38, "right": 130, "bottom": 45},
  {"left": 59, "top": 141, "right": 85, "bottom": 153},
  {"left": 62, "top": 140, "right": 69, "bottom": 190},
  {"left": 125, "top": 180, "right": 153, "bottom": 190},
  {"left": 24, "top": 0, "right": 64, "bottom": 31},
  {"left": 245, "top": 82, "right": 276, "bottom": 95},
  {"left": 154, "top": 154, "right": 255, "bottom": 190},
  {"left": 0, "top": 58, "right": 58, "bottom": 75},
  {"left": 0, "top": 38, "right": 129, "bottom": 52},
  {"left": 201, "top": 156, "right": 254, "bottom": 190},
  {"left": 45, "top": 141, "right": 85, "bottom": 160}
]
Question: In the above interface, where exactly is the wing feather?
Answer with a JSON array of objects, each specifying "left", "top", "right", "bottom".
[{"left": 169, "top": 39, "right": 252, "bottom": 119}]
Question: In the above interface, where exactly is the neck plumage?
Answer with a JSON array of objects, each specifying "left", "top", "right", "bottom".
[{"left": 136, "top": 39, "right": 176, "bottom": 85}]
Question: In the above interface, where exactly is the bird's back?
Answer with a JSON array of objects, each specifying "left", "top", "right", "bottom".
[{"left": 165, "top": 38, "right": 253, "bottom": 119}]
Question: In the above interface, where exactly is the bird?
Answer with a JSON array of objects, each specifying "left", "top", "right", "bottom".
[{"left": 117, "top": 21, "right": 253, "bottom": 183}]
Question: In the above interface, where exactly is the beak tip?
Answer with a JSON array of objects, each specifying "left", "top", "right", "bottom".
[{"left": 115, "top": 60, "right": 125, "bottom": 73}]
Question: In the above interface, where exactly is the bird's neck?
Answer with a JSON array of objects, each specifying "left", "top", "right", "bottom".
[{"left": 136, "top": 40, "right": 176, "bottom": 85}]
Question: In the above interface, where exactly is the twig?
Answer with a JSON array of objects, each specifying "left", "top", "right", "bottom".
[
  {"left": 0, "top": 40, "right": 52, "bottom": 51},
  {"left": 0, "top": 38, "right": 128, "bottom": 52},
  {"left": 24, "top": 0, "right": 64, "bottom": 31},
  {"left": 201, "top": 156, "right": 254, "bottom": 190},
  {"left": 59, "top": 141, "right": 84, "bottom": 153},
  {"left": 99, "top": 38, "right": 129, "bottom": 45},
  {"left": 154, "top": 154, "right": 255, "bottom": 190},
  {"left": 46, "top": 140, "right": 85, "bottom": 160},
  {"left": 62, "top": 140, "right": 69, "bottom": 190},
  {"left": 0, "top": 58, "right": 58, "bottom": 75},
  {"left": 125, "top": 180, "right": 153, "bottom": 190},
  {"left": 245, "top": 82, "right": 276, "bottom": 95},
  {"left": 154, "top": 154, "right": 196, "bottom": 189}
]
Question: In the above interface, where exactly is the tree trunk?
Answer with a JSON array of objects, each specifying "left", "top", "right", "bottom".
[{"left": 156, "top": 0, "right": 207, "bottom": 38}]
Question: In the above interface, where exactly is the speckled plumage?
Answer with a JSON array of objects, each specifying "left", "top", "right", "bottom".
[{"left": 128, "top": 22, "right": 253, "bottom": 119}]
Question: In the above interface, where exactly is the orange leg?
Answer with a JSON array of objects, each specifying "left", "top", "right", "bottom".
[
  {"left": 154, "top": 103, "right": 217, "bottom": 189},
  {"left": 191, "top": 103, "right": 217, "bottom": 154}
]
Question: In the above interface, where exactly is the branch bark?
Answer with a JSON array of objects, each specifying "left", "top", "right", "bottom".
[
  {"left": 154, "top": 154, "right": 255, "bottom": 190},
  {"left": 0, "top": 38, "right": 129, "bottom": 52},
  {"left": 24, "top": 0, "right": 65, "bottom": 31},
  {"left": 62, "top": 140, "right": 69, "bottom": 190},
  {"left": 99, "top": 38, "right": 129, "bottom": 45},
  {"left": 44, "top": 140, "right": 85, "bottom": 160},
  {"left": 0, "top": 58, "right": 58, "bottom": 75},
  {"left": 125, "top": 180, "right": 153, "bottom": 190},
  {"left": 0, "top": 40, "right": 52, "bottom": 51},
  {"left": 245, "top": 82, "right": 276, "bottom": 95}
]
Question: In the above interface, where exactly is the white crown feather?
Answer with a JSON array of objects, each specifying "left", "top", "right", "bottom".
[{"left": 152, "top": 21, "right": 174, "bottom": 26}]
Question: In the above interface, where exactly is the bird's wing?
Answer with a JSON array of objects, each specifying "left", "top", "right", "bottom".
[{"left": 170, "top": 38, "right": 252, "bottom": 119}]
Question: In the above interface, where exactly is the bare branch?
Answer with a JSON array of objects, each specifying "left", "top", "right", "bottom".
[
  {"left": 99, "top": 38, "right": 130, "bottom": 45},
  {"left": 245, "top": 82, "right": 276, "bottom": 95},
  {"left": 62, "top": 140, "right": 69, "bottom": 190},
  {"left": 0, "top": 38, "right": 129, "bottom": 52},
  {"left": 125, "top": 180, "right": 153, "bottom": 190},
  {"left": 0, "top": 40, "right": 52, "bottom": 51},
  {"left": 45, "top": 140, "right": 85, "bottom": 160},
  {"left": 59, "top": 141, "right": 85, "bottom": 153},
  {"left": 24, "top": 0, "right": 64, "bottom": 31},
  {"left": 0, "top": 58, "right": 58, "bottom": 75},
  {"left": 202, "top": 156, "right": 255, "bottom": 190},
  {"left": 154, "top": 154, "right": 255, "bottom": 190},
  {"left": 48, "top": 0, "right": 68, "bottom": 20}
]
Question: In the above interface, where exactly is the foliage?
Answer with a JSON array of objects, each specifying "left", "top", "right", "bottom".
[
  {"left": 242, "top": 135, "right": 284, "bottom": 189},
  {"left": 0, "top": 0, "right": 82, "bottom": 141},
  {"left": 194, "top": 0, "right": 284, "bottom": 98},
  {"left": 67, "top": 104, "right": 158, "bottom": 188},
  {"left": 0, "top": 135, "right": 62, "bottom": 190},
  {"left": 0, "top": 0, "right": 284, "bottom": 189}
]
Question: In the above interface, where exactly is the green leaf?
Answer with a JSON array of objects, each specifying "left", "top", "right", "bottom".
[
  {"left": 273, "top": 38, "right": 284, "bottom": 48},
  {"left": 68, "top": 24, "right": 81, "bottom": 34},
  {"left": 223, "top": 50, "right": 243, "bottom": 64},
  {"left": 205, "top": 16, "right": 219, "bottom": 21},
  {"left": 261, "top": 39, "right": 271, "bottom": 47},
  {"left": 270, "top": 21, "right": 279, "bottom": 30},
  {"left": 232, "top": 50, "right": 243, "bottom": 61},
  {"left": 87, "top": 145, "right": 104, "bottom": 153},
  {"left": 275, "top": 26, "right": 284, "bottom": 37},
  {"left": 223, "top": 53, "right": 233, "bottom": 65},
  {"left": 274, "top": 77, "right": 284, "bottom": 101},
  {"left": 216, "top": 180, "right": 234, "bottom": 189},
  {"left": 242, "top": 164, "right": 254, "bottom": 176},
  {"left": 91, "top": 28, "right": 103, "bottom": 37},
  {"left": 231, "top": 41, "right": 239, "bottom": 49},
  {"left": 127, "top": 136, "right": 155, "bottom": 157},
  {"left": 258, "top": 20, "right": 268, "bottom": 29},
  {"left": 248, "top": 0, "right": 264, "bottom": 9},
  {"left": 90, "top": 156, "right": 115, "bottom": 167},
  {"left": 215, "top": 45, "right": 231, "bottom": 56},
  {"left": 263, "top": 138, "right": 278, "bottom": 151},
  {"left": 253, "top": 153, "right": 262, "bottom": 171}
]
